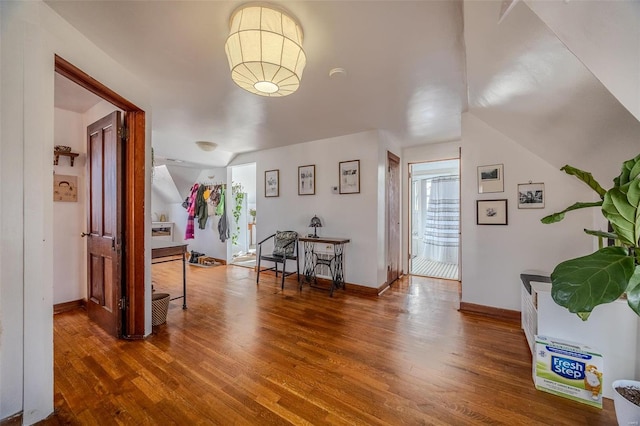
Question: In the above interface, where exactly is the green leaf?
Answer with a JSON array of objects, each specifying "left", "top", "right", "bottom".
[
  {"left": 577, "top": 312, "right": 591, "bottom": 321},
  {"left": 550, "top": 246, "right": 635, "bottom": 318},
  {"left": 540, "top": 201, "right": 603, "bottom": 224},
  {"left": 625, "top": 265, "right": 640, "bottom": 316},
  {"left": 630, "top": 159, "right": 640, "bottom": 182},
  {"left": 602, "top": 180, "right": 640, "bottom": 246},
  {"left": 615, "top": 154, "right": 640, "bottom": 187},
  {"left": 583, "top": 229, "right": 619, "bottom": 240},
  {"left": 561, "top": 165, "right": 607, "bottom": 198}
]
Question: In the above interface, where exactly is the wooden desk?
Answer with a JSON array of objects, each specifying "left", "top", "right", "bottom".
[
  {"left": 151, "top": 240, "right": 188, "bottom": 309},
  {"left": 299, "top": 236, "right": 350, "bottom": 297}
]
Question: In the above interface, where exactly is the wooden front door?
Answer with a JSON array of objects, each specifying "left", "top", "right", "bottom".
[
  {"left": 86, "top": 111, "right": 123, "bottom": 337},
  {"left": 387, "top": 151, "right": 401, "bottom": 284}
]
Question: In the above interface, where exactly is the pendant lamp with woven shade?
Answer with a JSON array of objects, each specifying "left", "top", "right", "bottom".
[{"left": 224, "top": 4, "right": 306, "bottom": 97}]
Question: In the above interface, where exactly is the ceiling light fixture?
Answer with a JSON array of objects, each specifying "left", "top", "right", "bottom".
[
  {"left": 195, "top": 141, "right": 218, "bottom": 152},
  {"left": 224, "top": 3, "right": 306, "bottom": 97},
  {"left": 329, "top": 68, "right": 346, "bottom": 78}
]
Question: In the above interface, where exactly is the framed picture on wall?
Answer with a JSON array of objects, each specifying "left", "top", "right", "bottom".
[
  {"left": 339, "top": 160, "right": 360, "bottom": 194},
  {"left": 53, "top": 174, "right": 78, "bottom": 202},
  {"left": 298, "top": 165, "right": 315, "bottom": 195},
  {"left": 477, "top": 164, "right": 504, "bottom": 193},
  {"left": 477, "top": 199, "right": 508, "bottom": 225},
  {"left": 265, "top": 169, "right": 279, "bottom": 197},
  {"left": 518, "top": 182, "right": 545, "bottom": 209}
]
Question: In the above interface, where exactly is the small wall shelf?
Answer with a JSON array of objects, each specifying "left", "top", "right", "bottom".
[
  {"left": 54, "top": 151, "right": 79, "bottom": 166},
  {"left": 151, "top": 222, "right": 174, "bottom": 242}
]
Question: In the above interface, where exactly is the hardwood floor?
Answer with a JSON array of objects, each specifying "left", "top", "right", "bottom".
[{"left": 42, "top": 263, "right": 617, "bottom": 425}]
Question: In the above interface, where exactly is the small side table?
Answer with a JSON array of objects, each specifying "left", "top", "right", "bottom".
[
  {"left": 151, "top": 240, "right": 188, "bottom": 309},
  {"left": 299, "top": 236, "right": 350, "bottom": 297}
]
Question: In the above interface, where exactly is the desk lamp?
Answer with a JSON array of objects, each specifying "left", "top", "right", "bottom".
[{"left": 309, "top": 215, "right": 322, "bottom": 238}]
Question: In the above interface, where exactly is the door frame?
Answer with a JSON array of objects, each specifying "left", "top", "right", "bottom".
[
  {"left": 386, "top": 151, "right": 401, "bottom": 285},
  {"left": 55, "top": 55, "right": 146, "bottom": 338},
  {"left": 407, "top": 156, "right": 461, "bottom": 280}
]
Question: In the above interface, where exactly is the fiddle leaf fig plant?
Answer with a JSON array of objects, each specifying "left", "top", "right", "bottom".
[{"left": 542, "top": 153, "right": 640, "bottom": 321}]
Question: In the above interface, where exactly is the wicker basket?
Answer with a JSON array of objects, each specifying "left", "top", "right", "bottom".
[{"left": 152, "top": 292, "right": 170, "bottom": 326}]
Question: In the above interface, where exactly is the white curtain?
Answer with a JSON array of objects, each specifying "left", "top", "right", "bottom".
[{"left": 423, "top": 175, "right": 459, "bottom": 264}]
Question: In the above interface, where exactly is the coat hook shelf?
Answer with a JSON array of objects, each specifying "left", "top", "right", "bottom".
[{"left": 54, "top": 151, "right": 79, "bottom": 166}]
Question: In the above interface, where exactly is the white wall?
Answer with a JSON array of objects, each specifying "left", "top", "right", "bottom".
[
  {"left": 0, "top": 1, "right": 152, "bottom": 422},
  {"left": 231, "top": 163, "right": 257, "bottom": 206},
  {"left": 151, "top": 165, "right": 182, "bottom": 221},
  {"left": 460, "top": 112, "right": 597, "bottom": 311},
  {"left": 53, "top": 108, "right": 86, "bottom": 304},
  {"left": 230, "top": 130, "right": 383, "bottom": 288},
  {"left": 1, "top": 3, "right": 27, "bottom": 418},
  {"left": 525, "top": 0, "right": 640, "bottom": 122},
  {"left": 404, "top": 115, "right": 636, "bottom": 313},
  {"left": 402, "top": 113, "right": 624, "bottom": 312}
]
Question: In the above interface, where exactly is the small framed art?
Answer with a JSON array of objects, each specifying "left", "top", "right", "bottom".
[
  {"left": 265, "top": 169, "right": 279, "bottom": 197},
  {"left": 477, "top": 199, "right": 508, "bottom": 225},
  {"left": 518, "top": 182, "right": 544, "bottom": 209},
  {"left": 478, "top": 164, "right": 504, "bottom": 193},
  {"left": 53, "top": 174, "right": 78, "bottom": 202},
  {"left": 339, "top": 160, "right": 360, "bottom": 194},
  {"left": 298, "top": 165, "right": 315, "bottom": 195}
]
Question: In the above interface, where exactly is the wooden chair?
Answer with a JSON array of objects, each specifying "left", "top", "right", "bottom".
[{"left": 256, "top": 231, "right": 300, "bottom": 290}]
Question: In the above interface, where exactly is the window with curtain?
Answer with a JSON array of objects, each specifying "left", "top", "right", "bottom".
[{"left": 423, "top": 175, "right": 459, "bottom": 264}]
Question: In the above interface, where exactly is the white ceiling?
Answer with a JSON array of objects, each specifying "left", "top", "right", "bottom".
[
  {"left": 465, "top": 0, "right": 640, "bottom": 174},
  {"left": 48, "top": 0, "right": 639, "bottom": 171},
  {"left": 48, "top": 0, "right": 465, "bottom": 167},
  {"left": 54, "top": 73, "right": 103, "bottom": 114}
]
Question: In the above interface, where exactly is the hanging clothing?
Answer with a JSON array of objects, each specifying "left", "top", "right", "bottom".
[
  {"left": 210, "top": 184, "right": 222, "bottom": 213},
  {"left": 216, "top": 187, "right": 225, "bottom": 216},
  {"left": 196, "top": 184, "right": 208, "bottom": 229},
  {"left": 184, "top": 183, "right": 199, "bottom": 240},
  {"left": 217, "top": 186, "right": 229, "bottom": 242},
  {"left": 218, "top": 210, "right": 229, "bottom": 242},
  {"left": 207, "top": 188, "right": 216, "bottom": 216}
]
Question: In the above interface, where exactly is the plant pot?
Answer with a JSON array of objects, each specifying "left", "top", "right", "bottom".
[{"left": 613, "top": 379, "right": 640, "bottom": 425}]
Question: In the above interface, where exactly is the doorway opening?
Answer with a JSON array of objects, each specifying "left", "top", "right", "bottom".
[
  {"left": 409, "top": 159, "right": 460, "bottom": 280},
  {"left": 54, "top": 55, "right": 146, "bottom": 338},
  {"left": 229, "top": 163, "right": 257, "bottom": 268}
]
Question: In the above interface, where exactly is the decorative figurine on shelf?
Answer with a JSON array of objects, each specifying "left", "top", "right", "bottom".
[
  {"left": 54, "top": 145, "right": 72, "bottom": 152},
  {"left": 308, "top": 215, "right": 322, "bottom": 238}
]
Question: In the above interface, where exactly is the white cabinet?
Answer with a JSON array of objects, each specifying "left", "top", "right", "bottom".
[
  {"left": 521, "top": 273, "right": 639, "bottom": 399},
  {"left": 521, "top": 273, "right": 551, "bottom": 354},
  {"left": 521, "top": 284, "right": 538, "bottom": 353},
  {"left": 151, "top": 222, "right": 174, "bottom": 241}
]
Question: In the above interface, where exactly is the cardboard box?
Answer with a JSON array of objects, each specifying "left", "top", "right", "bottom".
[{"left": 534, "top": 335, "right": 603, "bottom": 408}]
